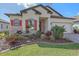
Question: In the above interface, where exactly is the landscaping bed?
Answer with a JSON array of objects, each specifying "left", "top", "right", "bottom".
[
  {"left": 10, "top": 38, "right": 37, "bottom": 48},
  {"left": 0, "top": 34, "right": 38, "bottom": 52},
  {"left": 0, "top": 25, "right": 73, "bottom": 52}
]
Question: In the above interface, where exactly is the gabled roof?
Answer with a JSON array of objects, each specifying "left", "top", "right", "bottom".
[
  {"left": 20, "top": 4, "right": 53, "bottom": 14},
  {"left": 5, "top": 4, "right": 53, "bottom": 17},
  {"left": 5, "top": 4, "right": 75, "bottom": 20},
  {"left": 5, "top": 4, "right": 61, "bottom": 17}
]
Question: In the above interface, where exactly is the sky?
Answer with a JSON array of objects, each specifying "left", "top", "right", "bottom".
[{"left": 0, "top": 3, "right": 79, "bottom": 22}]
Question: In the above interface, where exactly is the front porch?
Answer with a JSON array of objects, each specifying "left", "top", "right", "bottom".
[{"left": 23, "top": 17, "right": 49, "bottom": 34}]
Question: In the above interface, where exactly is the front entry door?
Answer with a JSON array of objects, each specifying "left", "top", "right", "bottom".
[{"left": 40, "top": 20, "right": 45, "bottom": 33}]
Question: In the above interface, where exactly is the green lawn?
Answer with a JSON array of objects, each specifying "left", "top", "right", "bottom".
[{"left": 0, "top": 43, "right": 79, "bottom": 56}]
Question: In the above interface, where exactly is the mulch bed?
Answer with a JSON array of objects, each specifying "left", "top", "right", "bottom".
[
  {"left": 12, "top": 38, "right": 73, "bottom": 46},
  {"left": 10, "top": 38, "right": 72, "bottom": 48},
  {"left": 9, "top": 39, "right": 37, "bottom": 48}
]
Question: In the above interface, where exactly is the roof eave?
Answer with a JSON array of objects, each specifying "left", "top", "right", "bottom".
[
  {"left": 5, "top": 13, "right": 21, "bottom": 17},
  {"left": 50, "top": 15, "right": 75, "bottom": 20}
]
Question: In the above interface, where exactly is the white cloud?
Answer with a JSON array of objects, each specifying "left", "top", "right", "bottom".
[
  {"left": 77, "top": 12, "right": 79, "bottom": 15},
  {"left": 17, "top": 3, "right": 37, "bottom": 8}
]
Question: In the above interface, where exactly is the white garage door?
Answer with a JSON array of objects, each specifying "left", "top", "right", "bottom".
[{"left": 64, "top": 24, "right": 73, "bottom": 33}]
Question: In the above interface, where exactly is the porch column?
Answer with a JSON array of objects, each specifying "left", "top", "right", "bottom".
[
  {"left": 34, "top": 20, "right": 37, "bottom": 31},
  {"left": 22, "top": 19, "right": 26, "bottom": 33},
  {"left": 10, "top": 19, "right": 14, "bottom": 34},
  {"left": 25, "top": 20, "right": 29, "bottom": 32},
  {"left": 47, "top": 18, "right": 51, "bottom": 31},
  {"left": 19, "top": 20, "right": 22, "bottom": 31},
  {"left": 41, "top": 20, "right": 44, "bottom": 33}
]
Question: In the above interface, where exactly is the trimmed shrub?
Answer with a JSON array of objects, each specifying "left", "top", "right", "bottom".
[{"left": 51, "top": 25, "right": 65, "bottom": 39}]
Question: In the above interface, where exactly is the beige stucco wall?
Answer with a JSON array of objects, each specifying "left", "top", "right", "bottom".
[
  {"left": 72, "top": 17, "right": 79, "bottom": 24},
  {"left": 51, "top": 18, "right": 73, "bottom": 23},
  {"left": 35, "top": 6, "right": 51, "bottom": 17}
]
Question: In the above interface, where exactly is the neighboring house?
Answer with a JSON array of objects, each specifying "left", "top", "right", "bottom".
[
  {"left": 0, "top": 19, "right": 9, "bottom": 32},
  {"left": 5, "top": 4, "right": 75, "bottom": 34}
]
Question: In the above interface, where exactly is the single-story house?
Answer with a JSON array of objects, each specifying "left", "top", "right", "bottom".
[
  {"left": 5, "top": 4, "right": 75, "bottom": 34},
  {"left": 0, "top": 19, "right": 9, "bottom": 32}
]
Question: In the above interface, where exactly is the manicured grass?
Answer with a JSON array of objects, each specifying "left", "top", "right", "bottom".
[{"left": 0, "top": 43, "right": 79, "bottom": 56}]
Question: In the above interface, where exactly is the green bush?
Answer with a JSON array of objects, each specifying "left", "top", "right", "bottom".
[
  {"left": 35, "top": 30, "right": 42, "bottom": 38},
  {"left": 6, "top": 34, "right": 27, "bottom": 43},
  {"left": 0, "top": 32, "right": 5, "bottom": 39},
  {"left": 0, "top": 31, "right": 9, "bottom": 39},
  {"left": 6, "top": 34, "right": 17, "bottom": 42},
  {"left": 4, "top": 31, "right": 9, "bottom": 35},
  {"left": 51, "top": 25, "right": 65, "bottom": 39}
]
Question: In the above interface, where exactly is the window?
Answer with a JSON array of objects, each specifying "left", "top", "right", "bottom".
[
  {"left": 13, "top": 19, "right": 20, "bottom": 26},
  {"left": 26, "top": 19, "right": 35, "bottom": 33},
  {"left": 28, "top": 19, "right": 34, "bottom": 28}
]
